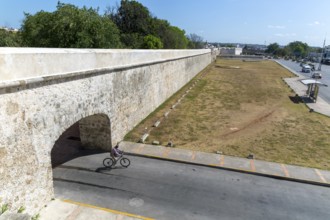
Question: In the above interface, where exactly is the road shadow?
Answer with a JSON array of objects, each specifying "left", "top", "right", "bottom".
[
  {"left": 51, "top": 122, "right": 106, "bottom": 168},
  {"left": 96, "top": 166, "right": 128, "bottom": 173}
]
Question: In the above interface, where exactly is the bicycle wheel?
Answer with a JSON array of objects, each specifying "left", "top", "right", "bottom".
[
  {"left": 120, "top": 157, "right": 130, "bottom": 168},
  {"left": 103, "top": 158, "right": 114, "bottom": 168}
]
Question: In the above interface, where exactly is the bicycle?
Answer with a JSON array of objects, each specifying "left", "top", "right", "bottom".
[{"left": 103, "top": 151, "right": 130, "bottom": 168}]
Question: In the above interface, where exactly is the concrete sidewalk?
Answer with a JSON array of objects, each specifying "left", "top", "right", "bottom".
[
  {"left": 276, "top": 60, "right": 330, "bottom": 117},
  {"left": 120, "top": 141, "right": 330, "bottom": 186},
  {"left": 39, "top": 199, "right": 154, "bottom": 220}
]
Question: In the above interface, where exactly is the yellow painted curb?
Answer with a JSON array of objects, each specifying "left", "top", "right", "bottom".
[{"left": 62, "top": 199, "right": 155, "bottom": 220}]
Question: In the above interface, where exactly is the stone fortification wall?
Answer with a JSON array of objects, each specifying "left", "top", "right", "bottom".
[
  {"left": 0, "top": 48, "right": 213, "bottom": 215},
  {"left": 0, "top": 48, "right": 211, "bottom": 82}
]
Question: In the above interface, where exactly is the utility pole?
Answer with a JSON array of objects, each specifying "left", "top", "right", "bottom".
[{"left": 317, "top": 38, "right": 326, "bottom": 71}]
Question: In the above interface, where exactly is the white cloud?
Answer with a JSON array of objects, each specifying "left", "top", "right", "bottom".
[
  {"left": 275, "top": 33, "right": 296, "bottom": 37},
  {"left": 308, "top": 21, "right": 320, "bottom": 26},
  {"left": 268, "top": 25, "right": 285, "bottom": 29}
]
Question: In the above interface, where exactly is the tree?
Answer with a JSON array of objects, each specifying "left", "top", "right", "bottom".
[
  {"left": 142, "top": 34, "right": 163, "bottom": 49},
  {"left": 113, "top": 0, "right": 152, "bottom": 35},
  {"left": 20, "top": 11, "right": 54, "bottom": 47},
  {"left": 21, "top": 3, "right": 122, "bottom": 48},
  {"left": 285, "top": 41, "right": 309, "bottom": 58},
  {"left": 0, "top": 29, "right": 21, "bottom": 47},
  {"left": 275, "top": 47, "right": 288, "bottom": 57},
  {"left": 265, "top": 43, "right": 280, "bottom": 54},
  {"left": 187, "top": 33, "right": 204, "bottom": 49},
  {"left": 110, "top": 1, "right": 189, "bottom": 49},
  {"left": 112, "top": 0, "right": 153, "bottom": 48},
  {"left": 161, "top": 26, "right": 188, "bottom": 49}
]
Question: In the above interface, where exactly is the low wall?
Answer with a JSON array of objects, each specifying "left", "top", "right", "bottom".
[{"left": 0, "top": 48, "right": 214, "bottom": 215}]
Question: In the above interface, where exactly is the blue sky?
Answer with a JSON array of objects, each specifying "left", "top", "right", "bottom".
[{"left": 1, "top": 0, "right": 330, "bottom": 47}]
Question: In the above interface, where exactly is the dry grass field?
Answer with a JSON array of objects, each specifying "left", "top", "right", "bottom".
[{"left": 125, "top": 59, "right": 330, "bottom": 170}]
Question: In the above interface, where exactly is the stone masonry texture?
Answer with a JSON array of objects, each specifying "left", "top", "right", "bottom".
[{"left": 0, "top": 48, "right": 217, "bottom": 215}]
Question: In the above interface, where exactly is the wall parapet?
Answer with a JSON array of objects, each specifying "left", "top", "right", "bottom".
[{"left": 0, "top": 48, "right": 211, "bottom": 83}]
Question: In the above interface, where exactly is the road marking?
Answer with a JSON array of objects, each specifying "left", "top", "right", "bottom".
[
  {"left": 315, "top": 169, "right": 327, "bottom": 183},
  {"left": 162, "top": 147, "right": 171, "bottom": 158},
  {"left": 191, "top": 151, "right": 196, "bottom": 160},
  {"left": 220, "top": 155, "right": 225, "bottom": 166},
  {"left": 281, "top": 164, "right": 290, "bottom": 177},
  {"left": 63, "top": 199, "right": 154, "bottom": 220},
  {"left": 250, "top": 160, "right": 256, "bottom": 172}
]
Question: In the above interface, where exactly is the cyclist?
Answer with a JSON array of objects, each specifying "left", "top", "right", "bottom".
[{"left": 111, "top": 143, "right": 122, "bottom": 161}]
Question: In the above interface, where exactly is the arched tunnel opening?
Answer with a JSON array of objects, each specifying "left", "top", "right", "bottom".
[
  {"left": 51, "top": 121, "right": 83, "bottom": 168},
  {"left": 51, "top": 114, "right": 112, "bottom": 168}
]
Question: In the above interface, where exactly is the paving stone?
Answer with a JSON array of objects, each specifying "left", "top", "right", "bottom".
[
  {"left": 0, "top": 213, "right": 31, "bottom": 220},
  {"left": 317, "top": 169, "right": 330, "bottom": 183},
  {"left": 285, "top": 165, "right": 321, "bottom": 182},
  {"left": 167, "top": 148, "right": 194, "bottom": 162},
  {"left": 223, "top": 155, "right": 251, "bottom": 171},
  {"left": 120, "top": 141, "right": 140, "bottom": 152},
  {"left": 194, "top": 151, "right": 220, "bottom": 165},
  {"left": 138, "top": 144, "right": 166, "bottom": 158},
  {"left": 254, "top": 160, "right": 285, "bottom": 176}
]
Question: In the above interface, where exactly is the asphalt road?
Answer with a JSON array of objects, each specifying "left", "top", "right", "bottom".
[
  {"left": 53, "top": 152, "right": 330, "bottom": 220},
  {"left": 276, "top": 59, "right": 330, "bottom": 103}
]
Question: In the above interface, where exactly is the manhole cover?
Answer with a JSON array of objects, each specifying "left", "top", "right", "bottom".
[{"left": 129, "top": 198, "right": 144, "bottom": 207}]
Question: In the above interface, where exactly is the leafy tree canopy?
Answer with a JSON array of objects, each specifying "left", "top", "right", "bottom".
[
  {"left": 13, "top": 0, "right": 198, "bottom": 49},
  {"left": 265, "top": 43, "right": 280, "bottom": 54},
  {"left": 142, "top": 34, "right": 163, "bottom": 49},
  {"left": 21, "top": 2, "right": 121, "bottom": 48},
  {"left": 0, "top": 29, "right": 21, "bottom": 47},
  {"left": 286, "top": 41, "right": 309, "bottom": 58},
  {"left": 113, "top": 0, "right": 152, "bottom": 35},
  {"left": 110, "top": 1, "right": 189, "bottom": 49}
]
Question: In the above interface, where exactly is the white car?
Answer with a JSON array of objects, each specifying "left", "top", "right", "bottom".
[
  {"left": 302, "top": 65, "right": 311, "bottom": 73},
  {"left": 312, "top": 72, "right": 322, "bottom": 79}
]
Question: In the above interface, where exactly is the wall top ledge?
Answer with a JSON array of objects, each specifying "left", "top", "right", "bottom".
[{"left": 0, "top": 48, "right": 211, "bottom": 82}]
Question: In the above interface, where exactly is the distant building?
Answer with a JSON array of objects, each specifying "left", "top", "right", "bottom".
[
  {"left": 219, "top": 45, "right": 242, "bottom": 55},
  {"left": 321, "top": 45, "right": 330, "bottom": 64},
  {"left": 0, "top": 26, "right": 19, "bottom": 32}
]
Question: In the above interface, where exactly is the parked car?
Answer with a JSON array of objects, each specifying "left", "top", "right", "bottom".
[
  {"left": 302, "top": 65, "right": 311, "bottom": 73},
  {"left": 312, "top": 72, "right": 322, "bottom": 79},
  {"left": 307, "top": 63, "right": 315, "bottom": 71}
]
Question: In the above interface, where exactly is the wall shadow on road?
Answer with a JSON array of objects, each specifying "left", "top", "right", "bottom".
[{"left": 51, "top": 122, "right": 106, "bottom": 168}]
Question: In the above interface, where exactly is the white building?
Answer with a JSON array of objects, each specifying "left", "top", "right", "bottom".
[{"left": 219, "top": 45, "right": 242, "bottom": 55}]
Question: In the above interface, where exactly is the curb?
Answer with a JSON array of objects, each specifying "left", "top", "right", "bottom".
[
  {"left": 62, "top": 199, "right": 154, "bottom": 220},
  {"left": 125, "top": 151, "right": 330, "bottom": 188}
]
